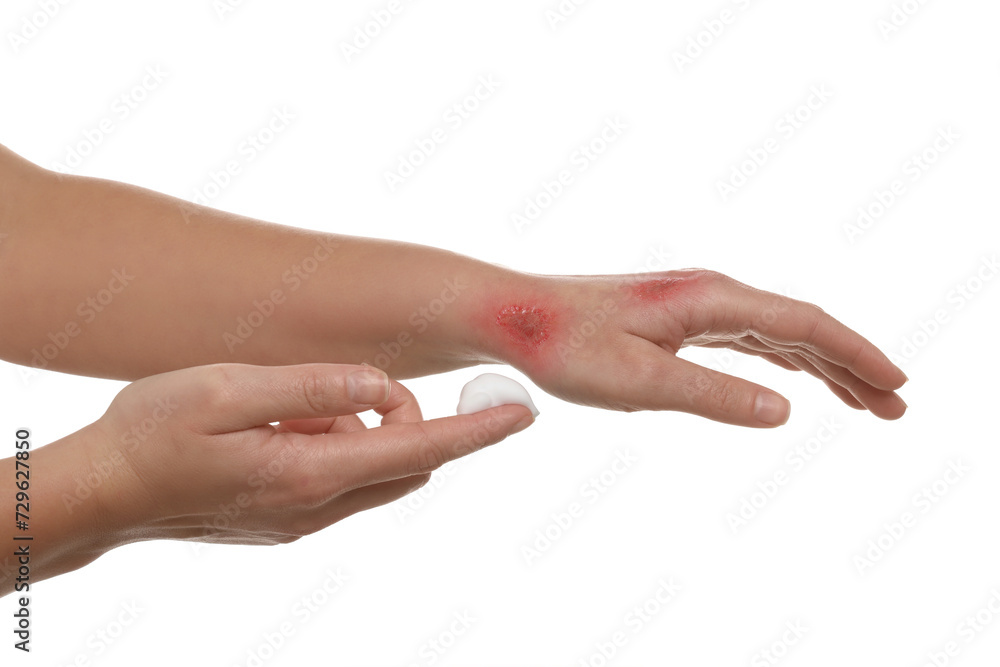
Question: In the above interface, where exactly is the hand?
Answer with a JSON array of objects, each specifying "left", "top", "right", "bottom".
[
  {"left": 87, "top": 363, "right": 534, "bottom": 547},
  {"left": 491, "top": 269, "right": 907, "bottom": 427}
]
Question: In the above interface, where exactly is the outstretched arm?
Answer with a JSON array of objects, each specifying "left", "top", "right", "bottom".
[
  {"left": 0, "top": 144, "right": 504, "bottom": 380},
  {"left": 0, "top": 144, "right": 907, "bottom": 427}
]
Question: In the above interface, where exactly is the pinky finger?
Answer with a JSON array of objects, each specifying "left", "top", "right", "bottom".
[
  {"left": 735, "top": 336, "right": 865, "bottom": 410},
  {"left": 728, "top": 340, "right": 804, "bottom": 373},
  {"left": 774, "top": 351, "right": 867, "bottom": 411}
]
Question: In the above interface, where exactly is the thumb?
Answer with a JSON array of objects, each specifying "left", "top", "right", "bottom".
[
  {"left": 663, "top": 356, "right": 791, "bottom": 428},
  {"left": 312, "top": 404, "right": 536, "bottom": 491}
]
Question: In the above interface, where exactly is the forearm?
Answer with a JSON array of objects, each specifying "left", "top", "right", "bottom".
[
  {"left": 1, "top": 425, "right": 115, "bottom": 598},
  {"left": 0, "top": 149, "right": 543, "bottom": 380}
]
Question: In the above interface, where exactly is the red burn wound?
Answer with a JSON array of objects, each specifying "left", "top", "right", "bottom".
[
  {"left": 632, "top": 277, "right": 686, "bottom": 301},
  {"left": 496, "top": 304, "right": 551, "bottom": 351}
]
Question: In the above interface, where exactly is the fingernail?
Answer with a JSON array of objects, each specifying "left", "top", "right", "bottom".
[
  {"left": 510, "top": 414, "right": 535, "bottom": 435},
  {"left": 348, "top": 369, "right": 389, "bottom": 404},
  {"left": 754, "top": 392, "right": 790, "bottom": 426}
]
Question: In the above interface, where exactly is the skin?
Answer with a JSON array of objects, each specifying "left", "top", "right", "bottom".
[
  {"left": 0, "top": 363, "right": 533, "bottom": 597},
  {"left": 0, "top": 144, "right": 907, "bottom": 593},
  {"left": 494, "top": 304, "right": 554, "bottom": 352},
  {"left": 0, "top": 145, "right": 907, "bottom": 425},
  {"left": 493, "top": 272, "right": 908, "bottom": 422}
]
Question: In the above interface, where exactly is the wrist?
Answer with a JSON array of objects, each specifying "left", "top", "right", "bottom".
[
  {"left": 5, "top": 424, "right": 127, "bottom": 591},
  {"left": 460, "top": 270, "right": 568, "bottom": 375},
  {"left": 81, "top": 419, "right": 161, "bottom": 547},
  {"left": 355, "top": 257, "right": 553, "bottom": 378}
]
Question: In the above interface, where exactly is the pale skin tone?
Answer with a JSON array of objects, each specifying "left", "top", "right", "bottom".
[{"left": 0, "top": 144, "right": 907, "bottom": 595}]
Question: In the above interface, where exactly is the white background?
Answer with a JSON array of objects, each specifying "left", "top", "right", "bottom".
[{"left": 2, "top": 0, "right": 999, "bottom": 665}]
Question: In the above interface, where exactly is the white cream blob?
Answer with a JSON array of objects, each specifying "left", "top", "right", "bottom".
[{"left": 456, "top": 373, "right": 539, "bottom": 417}]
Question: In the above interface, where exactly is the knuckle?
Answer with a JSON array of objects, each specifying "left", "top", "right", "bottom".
[
  {"left": 254, "top": 441, "right": 334, "bottom": 509},
  {"left": 679, "top": 366, "right": 715, "bottom": 406},
  {"left": 693, "top": 268, "right": 731, "bottom": 289},
  {"left": 803, "top": 313, "right": 823, "bottom": 345},
  {"left": 287, "top": 471, "right": 340, "bottom": 510},
  {"left": 845, "top": 341, "right": 867, "bottom": 373},
  {"left": 407, "top": 425, "right": 449, "bottom": 475},
  {"left": 792, "top": 296, "right": 824, "bottom": 313},
  {"left": 298, "top": 370, "right": 334, "bottom": 415},
  {"left": 464, "top": 420, "right": 496, "bottom": 452},
  {"left": 198, "top": 364, "right": 243, "bottom": 410},
  {"left": 709, "top": 379, "right": 743, "bottom": 414},
  {"left": 682, "top": 369, "right": 742, "bottom": 415},
  {"left": 698, "top": 268, "right": 724, "bottom": 281},
  {"left": 678, "top": 267, "right": 718, "bottom": 280}
]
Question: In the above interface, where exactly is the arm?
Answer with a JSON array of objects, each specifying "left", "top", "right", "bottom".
[
  {"left": 1, "top": 363, "right": 533, "bottom": 597},
  {"left": 0, "top": 144, "right": 907, "bottom": 427},
  {"left": 1, "top": 424, "right": 114, "bottom": 596},
  {"left": 0, "top": 144, "right": 507, "bottom": 380}
]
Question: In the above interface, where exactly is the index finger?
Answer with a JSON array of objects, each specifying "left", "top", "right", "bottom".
[
  {"left": 708, "top": 276, "right": 908, "bottom": 392},
  {"left": 320, "top": 404, "right": 534, "bottom": 493},
  {"left": 275, "top": 377, "right": 423, "bottom": 435},
  {"left": 374, "top": 378, "right": 424, "bottom": 425}
]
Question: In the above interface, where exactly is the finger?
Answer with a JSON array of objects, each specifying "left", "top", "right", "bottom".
[
  {"left": 749, "top": 303, "right": 906, "bottom": 391},
  {"left": 694, "top": 275, "right": 907, "bottom": 391},
  {"left": 733, "top": 336, "right": 868, "bottom": 411},
  {"left": 276, "top": 414, "right": 367, "bottom": 435},
  {"left": 199, "top": 363, "right": 391, "bottom": 433},
  {"left": 324, "top": 474, "right": 432, "bottom": 524},
  {"left": 762, "top": 349, "right": 868, "bottom": 411},
  {"left": 322, "top": 404, "right": 534, "bottom": 492},
  {"left": 733, "top": 335, "right": 874, "bottom": 411},
  {"left": 374, "top": 379, "right": 424, "bottom": 425},
  {"left": 748, "top": 350, "right": 802, "bottom": 373},
  {"left": 655, "top": 352, "right": 791, "bottom": 428},
  {"left": 722, "top": 338, "right": 804, "bottom": 373},
  {"left": 817, "top": 377, "right": 868, "bottom": 410},
  {"left": 682, "top": 339, "right": 803, "bottom": 373},
  {"left": 796, "top": 350, "right": 907, "bottom": 419},
  {"left": 680, "top": 337, "right": 866, "bottom": 416},
  {"left": 279, "top": 380, "right": 422, "bottom": 433},
  {"left": 278, "top": 474, "right": 433, "bottom": 537}
]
